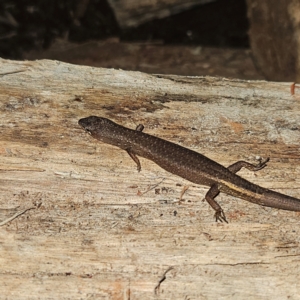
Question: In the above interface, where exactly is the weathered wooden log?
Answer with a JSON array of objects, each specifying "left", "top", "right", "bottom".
[
  {"left": 24, "top": 39, "right": 263, "bottom": 80},
  {"left": 0, "top": 58, "right": 299, "bottom": 299}
]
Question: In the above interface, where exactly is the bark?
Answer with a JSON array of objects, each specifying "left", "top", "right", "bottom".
[{"left": 247, "top": 0, "right": 300, "bottom": 81}]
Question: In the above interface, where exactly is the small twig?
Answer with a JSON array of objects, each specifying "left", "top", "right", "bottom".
[
  {"left": 0, "top": 207, "right": 36, "bottom": 226},
  {"left": 140, "top": 178, "right": 165, "bottom": 196},
  {"left": 290, "top": 82, "right": 300, "bottom": 95},
  {"left": 0, "top": 70, "right": 27, "bottom": 76},
  {"left": 291, "top": 83, "right": 296, "bottom": 95},
  {"left": 178, "top": 185, "right": 190, "bottom": 203},
  {"left": 154, "top": 266, "right": 174, "bottom": 295}
]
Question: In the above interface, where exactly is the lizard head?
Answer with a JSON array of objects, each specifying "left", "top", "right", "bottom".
[
  {"left": 78, "top": 116, "right": 114, "bottom": 135},
  {"left": 78, "top": 116, "right": 133, "bottom": 148}
]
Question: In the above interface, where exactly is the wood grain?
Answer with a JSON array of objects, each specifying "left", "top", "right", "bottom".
[{"left": 0, "top": 58, "right": 300, "bottom": 299}]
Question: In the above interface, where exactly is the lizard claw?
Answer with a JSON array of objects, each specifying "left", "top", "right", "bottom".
[
  {"left": 253, "top": 157, "right": 270, "bottom": 171},
  {"left": 214, "top": 210, "right": 228, "bottom": 223}
]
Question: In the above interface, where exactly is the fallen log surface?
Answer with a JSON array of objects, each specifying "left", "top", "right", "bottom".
[{"left": 0, "top": 58, "right": 299, "bottom": 299}]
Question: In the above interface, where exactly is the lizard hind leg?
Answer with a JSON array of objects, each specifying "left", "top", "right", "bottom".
[
  {"left": 203, "top": 184, "right": 228, "bottom": 223},
  {"left": 227, "top": 157, "right": 269, "bottom": 174}
]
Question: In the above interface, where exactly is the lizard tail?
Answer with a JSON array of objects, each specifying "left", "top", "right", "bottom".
[{"left": 261, "top": 190, "right": 300, "bottom": 211}]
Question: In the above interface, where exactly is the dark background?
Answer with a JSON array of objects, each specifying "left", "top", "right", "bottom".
[{"left": 0, "top": 0, "right": 249, "bottom": 59}]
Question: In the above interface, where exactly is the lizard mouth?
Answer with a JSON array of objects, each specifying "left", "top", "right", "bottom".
[
  {"left": 85, "top": 129, "right": 92, "bottom": 135},
  {"left": 78, "top": 118, "right": 92, "bottom": 135}
]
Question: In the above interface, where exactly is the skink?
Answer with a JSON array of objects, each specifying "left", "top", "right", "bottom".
[{"left": 79, "top": 116, "right": 300, "bottom": 222}]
